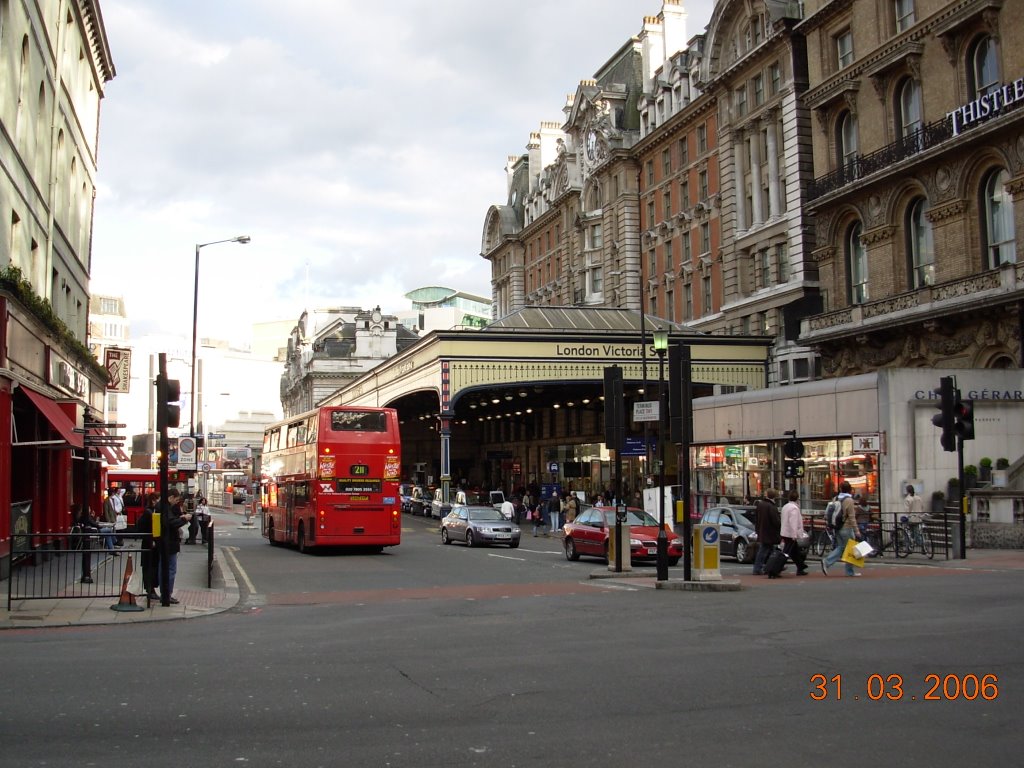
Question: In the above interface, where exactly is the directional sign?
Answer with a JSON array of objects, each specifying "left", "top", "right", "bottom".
[
  {"left": 633, "top": 401, "right": 659, "bottom": 422},
  {"left": 207, "top": 433, "right": 226, "bottom": 439}
]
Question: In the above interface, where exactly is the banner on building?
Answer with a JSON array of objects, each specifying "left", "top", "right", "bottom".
[{"left": 104, "top": 347, "right": 132, "bottom": 393}]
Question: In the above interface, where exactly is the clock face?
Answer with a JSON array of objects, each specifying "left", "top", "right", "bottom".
[
  {"left": 371, "top": 310, "right": 382, "bottom": 323},
  {"left": 586, "top": 130, "right": 597, "bottom": 161}
]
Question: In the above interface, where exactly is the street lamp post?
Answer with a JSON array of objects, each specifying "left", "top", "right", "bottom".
[
  {"left": 653, "top": 328, "right": 669, "bottom": 581},
  {"left": 191, "top": 236, "right": 250, "bottom": 440}
]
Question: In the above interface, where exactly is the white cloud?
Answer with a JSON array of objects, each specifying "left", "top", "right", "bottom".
[{"left": 91, "top": 0, "right": 716, "bottom": 340}]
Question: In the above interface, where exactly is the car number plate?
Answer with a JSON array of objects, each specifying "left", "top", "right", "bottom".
[
  {"left": 646, "top": 548, "right": 657, "bottom": 555},
  {"left": 495, "top": 533, "right": 511, "bottom": 539}
]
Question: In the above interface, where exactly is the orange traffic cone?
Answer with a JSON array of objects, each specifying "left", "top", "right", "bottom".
[{"left": 111, "top": 554, "right": 144, "bottom": 612}]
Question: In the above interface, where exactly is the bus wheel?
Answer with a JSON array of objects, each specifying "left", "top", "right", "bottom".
[
  {"left": 267, "top": 520, "right": 278, "bottom": 546},
  {"left": 297, "top": 525, "right": 308, "bottom": 554}
]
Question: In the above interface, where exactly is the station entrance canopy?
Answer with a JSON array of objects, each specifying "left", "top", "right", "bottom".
[{"left": 330, "top": 307, "right": 771, "bottom": 416}]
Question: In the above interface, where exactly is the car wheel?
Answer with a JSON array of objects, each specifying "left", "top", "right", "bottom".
[
  {"left": 734, "top": 539, "right": 748, "bottom": 563},
  {"left": 509, "top": 540, "right": 519, "bottom": 549},
  {"left": 441, "top": 528, "right": 451, "bottom": 545},
  {"left": 668, "top": 557, "right": 680, "bottom": 567},
  {"left": 564, "top": 537, "right": 580, "bottom": 561},
  {"left": 466, "top": 530, "right": 475, "bottom": 548}
]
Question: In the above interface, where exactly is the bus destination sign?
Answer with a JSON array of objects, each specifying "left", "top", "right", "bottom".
[{"left": 337, "top": 479, "right": 382, "bottom": 494}]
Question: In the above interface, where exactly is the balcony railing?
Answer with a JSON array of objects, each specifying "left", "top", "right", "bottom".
[{"left": 809, "top": 116, "right": 954, "bottom": 201}]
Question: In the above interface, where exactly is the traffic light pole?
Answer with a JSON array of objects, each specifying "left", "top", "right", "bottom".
[
  {"left": 157, "top": 354, "right": 172, "bottom": 606},
  {"left": 957, "top": 436, "right": 967, "bottom": 560}
]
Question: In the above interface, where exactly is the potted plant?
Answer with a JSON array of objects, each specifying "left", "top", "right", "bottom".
[
  {"left": 947, "top": 477, "right": 960, "bottom": 498},
  {"left": 979, "top": 457, "right": 993, "bottom": 482},
  {"left": 996, "top": 457, "right": 1009, "bottom": 470},
  {"left": 993, "top": 457, "right": 1010, "bottom": 488},
  {"left": 930, "top": 490, "right": 946, "bottom": 515},
  {"left": 964, "top": 465, "right": 978, "bottom": 490}
]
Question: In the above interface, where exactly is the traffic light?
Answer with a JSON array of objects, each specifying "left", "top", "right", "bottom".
[
  {"left": 784, "top": 438, "right": 805, "bottom": 459},
  {"left": 954, "top": 394, "right": 975, "bottom": 441},
  {"left": 932, "top": 376, "right": 956, "bottom": 452},
  {"left": 784, "top": 459, "right": 805, "bottom": 478},
  {"left": 156, "top": 374, "right": 181, "bottom": 431}
]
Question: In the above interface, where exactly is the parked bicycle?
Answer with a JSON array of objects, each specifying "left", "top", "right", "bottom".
[{"left": 894, "top": 514, "right": 934, "bottom": 559}]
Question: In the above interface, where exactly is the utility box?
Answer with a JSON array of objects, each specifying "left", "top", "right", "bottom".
[{"left": 692, "top": 524, "right": 722, "bottom": 581}]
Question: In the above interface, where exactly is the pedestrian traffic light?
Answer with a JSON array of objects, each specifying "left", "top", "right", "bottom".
[
  {"left": 931, "top": 376, "right": 956, "bottom": 452},
  {"left": 784, "top": 459, "right": 805, "bottom": 478},
  {"left": 156, "top": 374, "right": 181, "bottom": 431},
  {"left": 954, "top": 394, "right": 975, "bottom": 441}
]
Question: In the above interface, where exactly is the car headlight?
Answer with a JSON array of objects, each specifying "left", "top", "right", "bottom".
[
  {"left": 629, "top": 538, "right": 642, "bottom": 546},
  {"left": 749, "top": 533, "right": 758, "bottom": 541}
]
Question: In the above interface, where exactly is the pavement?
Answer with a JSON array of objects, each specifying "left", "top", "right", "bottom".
[
  {"left": 0, "top": 508, "right": 246, "bottom": 631},
  {"left": 4, "top": 511, "right": 1023, "bottom": 629}
]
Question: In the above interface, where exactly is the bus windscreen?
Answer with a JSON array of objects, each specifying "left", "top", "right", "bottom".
[{"left": 330, "top": 410, "right": 388, "bottom": 432}]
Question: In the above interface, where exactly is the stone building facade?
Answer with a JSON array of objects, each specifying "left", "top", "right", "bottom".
[{"left": 800, "top": 0, "right": 1024, "bottom": 373}]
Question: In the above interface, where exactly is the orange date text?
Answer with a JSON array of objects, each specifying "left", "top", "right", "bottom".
[{"left": 809, "top": 673, "right": 999, "bottom": 701}]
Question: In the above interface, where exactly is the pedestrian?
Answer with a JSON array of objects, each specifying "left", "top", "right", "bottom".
[
  {"left": 752, "top": 488, "right": 781, "bottom": 575},
  {"left": 135, "top": 492, "right": 160, "bottom": 600},
  {"left": 821, "top": 480, "right": 862, "bottom": 577},
  {"left": 101, "top": 485, "right": 122, "bottom": 553},
  {"left": 904, "top": 485, "right": 924, "bottom": 519},
  {"left": 565, "top": 491, "right": 580, "bottom": 523},
  {"left": 547, "top": 490, "right": 561, "bottom": 535},
  {"left": 500, "top": 496, "right": 516, "bottom": 521},
  {"left": 185, "top": 495, "right": 201, "bottom": 544},
  {"left": 779, "top": 489, "right": 809, "bottom": 576},
  {"left": 159, "top": 488, "right": 192, "bottom": 604},
  {"left": 195, "top": 495, "right": 212, "bottom": 544},
  {"left": 530, "top": 499, "right": 543, "bottom": 537}
]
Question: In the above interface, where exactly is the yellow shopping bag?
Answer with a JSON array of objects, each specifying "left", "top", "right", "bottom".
[{"left": 841, "top": 537, "right": 866, "bottom": 568}]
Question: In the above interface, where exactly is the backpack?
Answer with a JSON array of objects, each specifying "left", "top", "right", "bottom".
[{"left": 824, "top": 499, "right": 844, "bottom": 530}]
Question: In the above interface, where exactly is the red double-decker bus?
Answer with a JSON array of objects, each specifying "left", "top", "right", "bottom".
[
  {"left": 106, "top": 469, "right": 161, "bottom": 526},
  {"left": 260, "top": 406, "right": 402, "bottom": 552}
]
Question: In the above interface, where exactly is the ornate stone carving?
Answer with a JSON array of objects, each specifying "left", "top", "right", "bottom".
[
  {"left": 813, "top": 246, "right": 836, "bottom": 264},
  {"left": 926, "top": 199, "right": 966, "bottom": 222},
  {"left": 861, "top": 225, "right": 896, "bottom": 245}
]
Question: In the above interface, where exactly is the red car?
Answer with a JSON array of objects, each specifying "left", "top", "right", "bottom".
[{"left": 563, "top": 506, "right": 684, "bottom": 566}]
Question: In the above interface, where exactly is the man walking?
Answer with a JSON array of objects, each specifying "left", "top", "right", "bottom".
[
  {"left": 752, "top": 488, "right": 781, "bottom": 575},
  {"left": 822, "top": 480, "right": 862, "bottom": 577}
]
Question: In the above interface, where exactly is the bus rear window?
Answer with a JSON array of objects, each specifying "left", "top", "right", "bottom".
[{"left": 330, "top": 411, "right": 388, "bottom": 432}]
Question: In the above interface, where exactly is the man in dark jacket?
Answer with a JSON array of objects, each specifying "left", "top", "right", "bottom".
[{"left": 752, "top": 488, "right": 782, "bottom": 575}]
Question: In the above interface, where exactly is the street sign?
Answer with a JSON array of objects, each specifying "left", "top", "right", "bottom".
[
  {"left": 852, "top": 433, "right": 881, "bottom": 453},
  {"left": 633, "top": 400, "right": 660, "bottom": 422},
  {"left": 177, "top": 436, "right": 197, "bottom": 471},
  {"left": 207, "top": 433, "right": 226, "bottom": 439}
]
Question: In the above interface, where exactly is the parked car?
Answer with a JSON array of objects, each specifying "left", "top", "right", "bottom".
[
  {"left": 699, "top": 505, "right": 758, "bottom": 563},
  {"left": 399, "top": 483, "right": 415, "bottom": 513},
  {"left": 488, "top": 490, "right": 506, "bottom": 509},
  {"left": 441, "top": 505, "right": 521, "bottom": 548},
  {"left": 430, "top": 488, "right": 452, "bottom": 519},
  {"left": 407, "top": 486, "right": 428, "bottom": 516},
  {"left": 562, "top": 506, "right": 684, "bottom": 565}
]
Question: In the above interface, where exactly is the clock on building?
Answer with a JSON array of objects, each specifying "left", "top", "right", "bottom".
[{"left": 586, "top": 129, "right": 598, "bottom": 161}]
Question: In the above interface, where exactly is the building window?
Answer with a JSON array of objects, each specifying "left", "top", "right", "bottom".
[
  {"left": 646, "top": 200, "right": 656, "bottom": 227},
  {"left": 735, "top": 86, "right": 747, "bottom": 117},
  {"left": 679, "top": 137, "right": 689, "bottom": 165},
  {"left": 665, "top": 287, "right": 673, "bottom": 321},
  {"left": 680, "top": 177, "right": 690, "bottom": 208},
  {"left": 664, "top": 240, "right": 673, "bottom": 272},
  {"left": 648, "top": 248, "right": 657, "bottom": 276},
  {"left": 897, "top": 77, "right": 922, "bottom": 140},
  {"left": 983, "top": 168, "right": 1016, "bottom": 268},
  {"left": 662, "top": 148, "right": 672, "bottom": 176},
  {"left": 907, "top": 198, "right": 935, "bottom": 288},
  {"left": 759, "top": 248, "right": 771, "bottom": 288},
  {"left": 837, "top": 110, "right": 858, "bottom": 171},
  {"left": 648, "top": 292, "right": 657, "bottom": 316},
  {"left": 698, "top": 169, "right": 709, "bottom": 200},
  {"left": 682, "top": 229, "right": 692, "bottom": 261},
  {"left": 702, "top": 275, "right": 713, "bottom": 315},
  {"left": 590, "top": 265, "right": 603, "bottom": 293},
  {"left": 646, "top": 160, "right": 654, "bottom": 185},
  {"left": 663, "top": 189, "right": 672, "bottom": 220},
  {"left": 969, "top": 36, "right": 999, "bottom": 99},
  {"left": 769, "top": 62, "right": 781, "bottom": 94},
  {"left": 588, "top": 223, "right": 603, "bottom": 249},
  {"left": 684, "top": 282, "right": 693, "bottom": 320},
  {"left": 776, "top": 242, "right": 789, "bottom": 282},
  {"left": 779, "top": 359, "right": 790, "bottom": 385},
  {"left": 894, "top": 0, "right": 915, "bottom": 33},
  {"left": 847, "top": 222, "right": 869, "bottom": 304},
  {"left": 700, "top": 222, "right": 711, "bottom": 254},
  {"left": 697, "top": 123, "right": 707, "bottom": 153},
  {"left": 753, "top": 74, "right": 764, "bottom": 106},
  {"left": 836, "top": 29, "right": 854, "bottom": 69}
]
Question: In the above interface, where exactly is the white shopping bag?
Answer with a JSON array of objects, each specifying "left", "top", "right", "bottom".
[{"left": 853, "top": 540, "right": 874, "bottom": 559}]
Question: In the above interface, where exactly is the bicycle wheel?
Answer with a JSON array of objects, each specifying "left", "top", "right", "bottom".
[
  {"left": 895, "top": 528, "right": 910, "bottom": 558},
  {"left": 865, "top": 528, "right": 882, "bottom": 557},
  {"left": 921, "top": 529, "right": 934, "bottom": 559}
]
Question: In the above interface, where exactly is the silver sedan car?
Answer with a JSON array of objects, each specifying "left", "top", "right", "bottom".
[{"left": 441, "top": 505, "right": 521, "bottom": 548}]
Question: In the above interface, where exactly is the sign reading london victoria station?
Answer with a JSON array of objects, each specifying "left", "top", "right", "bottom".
[{"left": 948, "top": 77, "right": 1024, "bottom": 136}]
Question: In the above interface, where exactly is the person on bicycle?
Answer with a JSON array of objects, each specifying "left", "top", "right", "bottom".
[{"left": 821, "top": 480, "right": 862, "bottom": 577}]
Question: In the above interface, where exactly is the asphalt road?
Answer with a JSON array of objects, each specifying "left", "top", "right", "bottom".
[{"left": 1, "top": 512, "right": 1020, "bottom": 767}]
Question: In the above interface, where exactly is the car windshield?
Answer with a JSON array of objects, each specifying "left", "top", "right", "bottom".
[
  {"left": 601, "top": 509, "right": 660, "bottom": 527},
  {"left": 467, "top": 507, "right": 505, "bottom": 521},
  {"left": 737, "top": 511, "right": 756, "bottom": 527}
]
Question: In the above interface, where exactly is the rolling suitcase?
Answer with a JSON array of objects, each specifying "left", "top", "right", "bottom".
[{"left": 764, "top": 546, "right": 789, "bottom": 578}]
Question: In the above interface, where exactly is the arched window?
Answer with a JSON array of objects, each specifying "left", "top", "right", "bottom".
[
  {"left": 896, "top": 77, "right": 922, "bottom": 146},
  {"left": 906, "top": 198, "right": 934, "bottom": 288},
  {"left": 982, "top": 169, "right": 1016, "bottom": 268},
  {"left": 836, "top": 111, "right": 858, "bottom": 173},
  {"left": 846, "top": 222, "right": 869, "bottom": 304},
  {"left": 968, "top": 36, "right": 999, "bottom": 99}
]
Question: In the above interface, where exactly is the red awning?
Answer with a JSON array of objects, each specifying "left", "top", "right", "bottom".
[
  {"left": 94, "top": 426, "right": 130, "bottom": 463},
  {"left": 21, "top": 386, "right": 83, "bottom": 449}
]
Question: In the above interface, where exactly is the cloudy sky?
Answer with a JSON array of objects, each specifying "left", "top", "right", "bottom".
[{"left": 90, "top": 0, "right": 715, "bottom": 343}]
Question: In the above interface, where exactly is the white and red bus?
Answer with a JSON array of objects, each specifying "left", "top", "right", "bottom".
[{"left": 260, "top": 405, "right": 402, "bottom": 552}]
